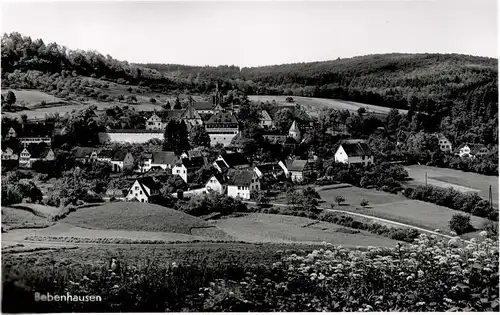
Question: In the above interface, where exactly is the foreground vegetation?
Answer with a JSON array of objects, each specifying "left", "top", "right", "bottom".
[{"left": 2, "top": 234, "right": 498, "bottom": 312}]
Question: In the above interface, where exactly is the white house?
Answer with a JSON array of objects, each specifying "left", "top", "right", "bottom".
[
  {"left": 1, "top": 147, "right": 18, "bottom": 161},
  {"left": 436, "top": 134, "right": 453, "bottom": 152},
  {"left": 334, "top": 140, "right": 374, "bottom": 166},
  {"left": 19, "top": 147, "right": 55, "bottom": 169},
  {"left": 288, "top": 120, "right": 302, "bottom": 143},
  {"left": 97, "top": 149, "right": 135, "bottom": 172},
  {"left": 204, "top": 112, "right": 239, "bottom": 147},
  {"left": 147, "top": 151, "right": 179, "bottom": 171},
  {"left": 455, "top": 143, "right": 490, "bottom": 158},
  {"left": 280, "top": 159, "right": 315, "bottom": 182},
  {"left": 126, "top": 177, "right": 160, "bottom": 203},
  {"left": 226, "top": 169, "right": 260, "bottom": 200},
  {"left": 146, "top": 113, "right": 166, "bottom": 130},
  {"left": 205, "top": 174, "right": 226, "bottom": 194},
  {"left": 172, "top": 156, "right": 205, "bottom": 183},
  {"left": 259, "top": 110, "right": 274, "bottom": 129}
]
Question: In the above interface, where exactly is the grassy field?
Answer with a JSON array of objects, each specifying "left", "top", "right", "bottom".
[
  {"left": 1, "top": 207, "right": 52, "bottom": 230},
  {"left": 215, "top": 213, "right": 398, "bottom": 246},
  {"left": 1, "top": 89, "right": 65, "bottom": 107},
  {"left": 9, "top": 203, "right": 62, "bottom": 218},
  {"left": 61, "top": 202, "right": 216, "bottom": 234},
  {"left": 405, "top": 165, "right": 498, "bottom": 207},
  {"left": 318, "top": 186, "right": 406, "bottom": 207},
  {"left": 248, "top": 95, "right": 408, "bottom": 116}
]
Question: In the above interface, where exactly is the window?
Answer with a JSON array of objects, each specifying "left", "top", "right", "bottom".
[
  {"left": 140, "top": 191, "right": 142, "bottom": 195},
  {"left": 135, "top": 186, "right": 139, "bottom": 190},
  {"left": 135, "top": 193, "right": 138, "bottom": 197},
  {"left": 183, "top": 170, "right": 186, "bottom": 174}
]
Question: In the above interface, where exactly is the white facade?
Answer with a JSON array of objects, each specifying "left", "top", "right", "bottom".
[
  {"left": 126, "top": 180, "right": 150, "bottom": 203},
  {"left": 290, "top": 171, "right": 304, "bottom": 182},
  {"left": 457, "top": 145, "right": 490, "bottom": 158},
  {"left": 172, "top": 164, "right": 188, "bottom": 183},
  {"left": 208, "top": 131, "right": 238, "bottom": 147},
  {"left": 98, "top": 131, "right": 164, "bottom": 144},
  {"left": 1, "top": 147, "right": 18, "bottom": 160},
  {"left": 334, "top": 145, "right": 373, "bottom": 166},
  {"left": 227, "top": 173, "right": 260, "bottom": 200},
  {"left": 146, "top": 114, "right": 166, "bottom": 130},
  {"left": 205, "top": 176, "right": 225, "bottom": 194}
]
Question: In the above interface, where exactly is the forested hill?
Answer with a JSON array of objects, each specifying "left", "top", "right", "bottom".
[{"left": 2, "top": 32, "right": 498, "bottom": 146}]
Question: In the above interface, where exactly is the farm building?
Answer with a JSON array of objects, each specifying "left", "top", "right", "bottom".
[
  {"left": 334, "top": 139, "right": 374, "bottom": 166},
  {"left": 455, "top": 143, "right": 490, "bottom": 158},
  {"left": 213, "top": 152, "right": 250, "bottom": 172},
  {"left": 280, "top": 159, "right": 316, "bottom": 182},
  {"left": 205, "top": 174, "right": 226, "bottom": 194},
  {"left": 144, "top": 151, "right": 179, "bottom": 172},
  {"left": 226, "top": 169, "right": 260, "bottom": 200},
  {"left": 254, "top": 162, "right": 284, "bottom": 179}
]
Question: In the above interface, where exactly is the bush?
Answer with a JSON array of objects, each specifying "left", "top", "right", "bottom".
[
  {"left": 334, "top": 195, "right": 345, "bottom": 206},
  {"left": 360, "top": 199, "right": 369, "bottom": 207},
  {"left": 449, "top": 214, "right": 474, "bottom": 235}
]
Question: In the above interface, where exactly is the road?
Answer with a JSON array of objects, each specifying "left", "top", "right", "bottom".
[{"left": 245, "top": 201, "right": 470, "bottom": 242}]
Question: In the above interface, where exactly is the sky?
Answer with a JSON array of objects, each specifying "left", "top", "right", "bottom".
[{"left": 2, "top": 0, "right": 498, "bottom": 67}]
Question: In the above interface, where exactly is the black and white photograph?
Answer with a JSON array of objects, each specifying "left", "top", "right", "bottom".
[{"left": 1, "top": 0, "right": 498, "bottom": 312}]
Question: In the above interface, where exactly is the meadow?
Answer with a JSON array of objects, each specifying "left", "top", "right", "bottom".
[{"left": 2, "top": 234, "right": 497, "bottom": 312}]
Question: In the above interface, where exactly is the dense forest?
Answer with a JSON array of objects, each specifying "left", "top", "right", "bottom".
[{"left": 2, "top": 32, "right": 498, "bottom": 147}]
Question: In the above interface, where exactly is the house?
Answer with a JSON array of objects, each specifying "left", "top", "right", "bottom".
[
  {"left": 205, "top": 174, "right": 226, "bottom": 194},
  {"left": 436, "top": 134, "right": 453, "bottom": 152},
  {"left": 259, "top": 110, "right": 274, "bottom": 129},
  {"left": 73, "top": 147, "right": 99, "bottom": 163},
  {"left": 5, "top": 127, "right": 17, "bottom": 139},
  {"left": 334, "top": 139, "right": 374, "bottom": 166},
  {"left": 213, "top": 152, "right": 250, "bottom": 172},
  {"left": 455, "top": 143, "right": 490, "bottom": 158},
  {"left": 204, "top": 112, "right": 239, "bottom": 147},
  {"left": 19, "top": 123, "right": 53, "bottom": 145},
  {"left": 193, "top": 101, "right": 215, "bottom": 115},
  {"left": 98, "top": 149, "right": 135, "bottom": 172},
  {"left": 1, "top": 147, "right": 18, "bottom": 161},
  {"left": 126, "top": 177, "right": 161, "bottom": 203},
  {"left": 145, "top": 113, "right": 167, "bottom": 130},
  {"left": 181, "top": 105, "right": 204, "bottom": 128},
  {"left": 172, "top": 156, "right": 205, "bottom": 183},
  {"left": 254, "top": 162, "right": 284, "bottom": 179},
  {"left": 288, "top": 120, "right": 302, "bottom": 143},
  {"left": 19, "top": 146, "right": 55, "bottom": 168},
  {"left": 148, "top": 151, "right": 179, "bottom": 171},
  {"left": 226, "top": 169, "right": 260, "bottom": 200},
  {"left": 280, "top": 159, "right": 315, "bottom": 182}
]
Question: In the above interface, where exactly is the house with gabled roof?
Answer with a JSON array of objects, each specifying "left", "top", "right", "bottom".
[
  {"left": 149, "top": 151, "right": 179, "bottom": 171},
  {"left": 259, "top": 110, "right": 274, "bottom": 129},
  {"left": 226, "top": 169, "right": 260, "bottom": 200},
  {"left": 213, "top": 152, "right": 250, "bottom": 172},
  {"left": 193, "top": 101, "right": 215, "bottom": 115},
  {"left": 126, "top": 177, "right": 161, "bottom": 203},
  {"left": 146, "top": 112, "right": 166, "bottom": 131},
  {"left": 254, "top": 162, "right": 284, "bottom": 180},
  {"left": 455, "top": 143, "right": 490, "bottom": 159},
  {"left": 181, "top": 105, "right": 203, "bottom": 128},
  {"left": 172, "top": 156, "right": 206, "bottom": 183},
  {"left": 288, "top": 120, "right": 302, "bottom": 143},
  {"left": 204, "top": 112, "right": 239, "bottom": 147},
  {"left": 205, "top": 173, "right": 226, "bottom": 195},
  {"left": 98, "top": 149, "right": 135, "bottom": 172},
  {"left": 19, "top": 146, "right": 55, "bottom": 169},
  {"left": 334, "top": 139, "right": 374, "bottom": 166},
  {"left": 5, "top": 127, "right": 17, "bottom": 139},
  {"left": 279, "top": 159, "right": 315, "bottom": 182},
  {"left": 72, "top": 147, "right": 99, "bottom": 164}
]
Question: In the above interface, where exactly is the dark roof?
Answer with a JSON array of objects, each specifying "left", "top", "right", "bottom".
[
  {"left": 99, "top": 149, "right": 130, "bottom": 161},
  {"left": 107, "top": 129, "right": 163, "bottom": 134},
  {"left": 255, "top": 162, "right": 282, "bottom": 175},
  {"left": 456, "top": 143, "right": 488, "bottom": 155},
  {"left": 136, "top": 177, "right": 161, "bottom": 196},
  {"left": 185, "top": 149, "right": 203, "bottom": 158},
  {"left": 151, "top": 151, "right": 178, "bottom": 165},
  {"left": 193, "top": 102, "right": 214, "bottom": 110},
  {"left": 20, "top": 123, "right": 54, "bottom": 138},
  {"left": 207, "top": 173, "right": 226, "bottom": 185},
  {"left": 226, "top": 169, "right": 255, "bottom": 186},
  {"left": 26, "top": 146, "right": 52, "bottom": 159},
  {"left": 182, "top": 105, "right": 202, "bottom": 120},
  {"left": 73, "top": 147, "right": 97, "bottom": 158},
  {"left": 220, "top": 152, "right": 250, "bottom": 168},
  {"left": 215, "top": 160, "right": 228, "bottom": 171},
  {"left": 178, "top": 156, "right": 205, "bottom": 169},
  {"left": 339, "top": 140, "right": 372, "bottom": 156},
  {"left": 205, "top": 112, "right": 238, "bottom": 125},
  {"left": 287, "top": 159, "right": 308, "bottom": 172}
]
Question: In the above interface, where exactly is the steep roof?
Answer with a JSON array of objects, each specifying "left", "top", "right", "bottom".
[
  {"left": 214, "top": 160, "right": 228, "bottom": 171},
  {"left": 339, "top": 140, "right": 372, "bottom": 157},
  {"left": 178, "top": 156, "right": 205, "bottom": 169},
  {"left": 206, "top": 173, "right": 226, "bottom": 185},
  {"left": 260, "top": 110, "right": 273, "bottom": 121},
  {"left": 151, "top": 151, "right": 178, "bottom": 165},
  {"left": 181, "top": 105, "right": 202, "bottom": 120},
  {"left": 255, "top": 162, "right": 282, "bottom": 175},
  {"left": 73, "top": 147, "right": 96, "bottom": 158},
  {"left": 226, "top": 169, "right": 255, "bottom": 186},
  {"left": 287, "top": 159, "right": 308, "bottom": 172},
  {"left": 27, "top": 146, "right": 52, "bottom": 159},
  {"left": 164, "top": 109, "right": 184, "bottom": 120},
  {"left": 136, "top": 177, "right": 161, "bottom": 196},
  {"left": 220, "top": 152, "right": 250, "bottom": 168},
  {"left": 193, "top": 101, "right": 214, "bottom": 110},
  {"left": 99, "top": 149, "right": 130, "bottom": 161},
  {"left": 289, "top": 120, "right": 300, "bottom": 133}
]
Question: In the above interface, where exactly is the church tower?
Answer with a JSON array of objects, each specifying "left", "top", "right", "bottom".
[{"left": 288, "top": 120, "right": 302, "bottom": 143}]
